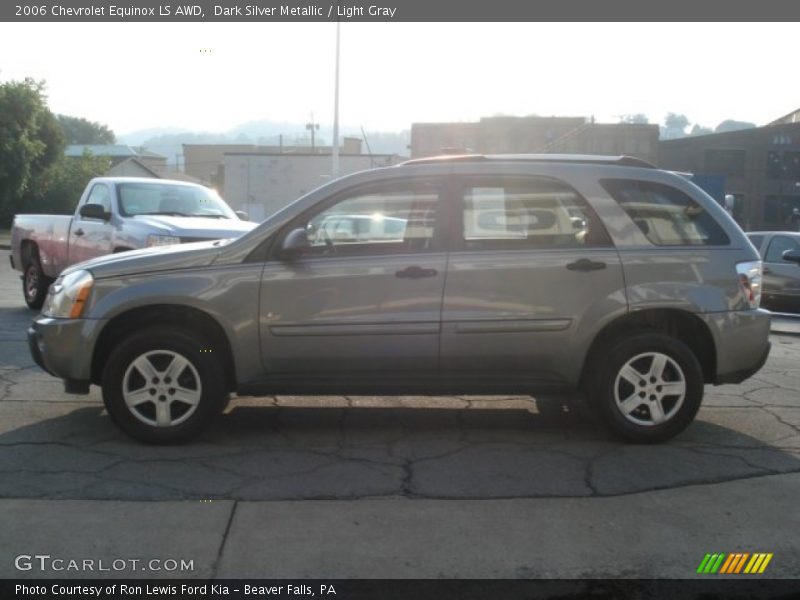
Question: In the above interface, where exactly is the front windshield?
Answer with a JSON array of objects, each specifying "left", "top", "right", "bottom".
[{"left": 116, "top": 182, "right": 236, "bottom": 219}]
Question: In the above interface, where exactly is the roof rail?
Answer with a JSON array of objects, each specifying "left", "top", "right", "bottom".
[{"left": 401, "top": 154, "right": 656, "bottom": 169}]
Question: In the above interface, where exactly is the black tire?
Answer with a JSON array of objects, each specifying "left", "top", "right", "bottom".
[
  {"left": 101, "top": 327, "right": 228, "bottom": 444},
  {"left": 587, "top": 333, "right": 704, "bottom": 443},
  {"left": 22, "top": 251, "right": 51, "bottom": 309}
]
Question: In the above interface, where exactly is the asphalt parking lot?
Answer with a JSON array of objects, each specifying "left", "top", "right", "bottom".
[{"left": 0, "top": 255, "right": 799, "bottom": 579}]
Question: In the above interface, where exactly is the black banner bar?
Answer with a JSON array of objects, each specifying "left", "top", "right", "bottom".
[
  {"left": 3, "top": 0, "right": 800, "bottom": 22},
  {"left": 4, "top": 579, "right": 800, "bottom": 600}
]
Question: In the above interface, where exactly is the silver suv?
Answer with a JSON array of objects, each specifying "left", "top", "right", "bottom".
[{"left": 27, "top": 155, "right": 771, "bottom": 444}]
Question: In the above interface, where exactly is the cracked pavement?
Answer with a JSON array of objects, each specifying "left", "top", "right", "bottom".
[{"left": 1, "top": 257, "right": 799, "bottom": 578}]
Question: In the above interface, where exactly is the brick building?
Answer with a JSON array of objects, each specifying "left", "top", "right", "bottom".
[{"left": 659, "top": 110, "right": 800, "bottom": 231}]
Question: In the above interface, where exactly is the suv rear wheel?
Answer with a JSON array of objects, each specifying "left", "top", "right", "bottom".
[
  {"left": 589, "top": 333, "right": 704, "bottom": 443},
  {"left": 101, "top": 327, "right": 228, "bottom": 444}
]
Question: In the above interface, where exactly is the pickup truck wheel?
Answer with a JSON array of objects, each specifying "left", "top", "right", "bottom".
[
  {"left": 102, "top": 328, "right": 228, "bottom": 444},
  {"left": 23, "top": 254, "right": 51, "bottom": 309},
  {"left": 589, "top": 333, "right": 704, "bottom": 443}
]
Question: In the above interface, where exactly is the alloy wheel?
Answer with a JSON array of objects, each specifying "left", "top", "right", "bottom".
[
  {"left": 122, "top": 350, "right": 202, "bottom": 427},
  {"left": 613, "top": 351, "right": 687, "bottom": 427}
]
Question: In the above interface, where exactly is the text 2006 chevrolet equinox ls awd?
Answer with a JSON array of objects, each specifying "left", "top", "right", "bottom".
[{"left": 27, "top": 155, "right": 771, "bottom": 444}]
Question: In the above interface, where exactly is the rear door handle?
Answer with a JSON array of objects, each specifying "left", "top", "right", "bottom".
[
  {"left": 763, "top": 267, "right": 772, "bottom": 274},
  {"left": 396, "top": 265, "right": 438, "bottom": 279},
  {"left": 73, "top": 229, "right": 85, "bottom": 236},
  {"left": 566, "top": 258, "right": 606, "bottom": 272}
]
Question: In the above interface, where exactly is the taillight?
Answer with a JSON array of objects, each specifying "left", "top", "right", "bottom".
[{"left": 736, "top": 260, "right": 762, "bottom": 309}]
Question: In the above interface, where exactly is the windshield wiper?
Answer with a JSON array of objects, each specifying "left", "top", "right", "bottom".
[
  {"left": 137, "top": 211, "right": 228, "bottom": 218},
  {"left": 137, "top": 211, "right": 193, "bottom": 217}
]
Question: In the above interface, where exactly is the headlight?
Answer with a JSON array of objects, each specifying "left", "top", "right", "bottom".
[
  {"left": 42, "top": 270, "right": 94, "bottom": 318},
  {"left": 147, "top": 235, "right": 181, "bottom": 247}
]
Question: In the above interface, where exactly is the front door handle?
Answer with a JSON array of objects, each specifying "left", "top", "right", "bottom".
[
  {"left": 396, "top": 265, "right": 438, "bottom": 279},
  {"left": 73, "top": 228, "right": 85, "bottom": 236},
  {"left": 566, "top": 258, "right": 606, "bottom": 272}
]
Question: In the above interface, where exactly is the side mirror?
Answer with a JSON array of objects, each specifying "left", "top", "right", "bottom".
[
  {"left": 280, "top": 227, "right": 311, "bottom": 259},
  {"left": 782, "top": 249, "right": 800, "bottom": 265},
  {"left": 79, "top": 203, "right": 110, "bottom": 221},
  {"left": 235, "top": 210, "right": 249, "bottom": 221}
]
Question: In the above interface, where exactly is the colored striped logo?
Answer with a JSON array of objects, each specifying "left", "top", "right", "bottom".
[{"left": 696, "top": 553, "right": 773, "bottom": 574}]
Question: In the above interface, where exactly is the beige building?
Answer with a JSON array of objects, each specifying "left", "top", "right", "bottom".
[
  {"left": 66, "top": 144, "right": 169, "bottom": 171},
  {"left": 223, "top": 151, "right": 403, "bottom": 222},
  {"left": 184, "top": 138, "right": 365, "bottom": 188},
  {"left": 411, "top": 116, "right": 659, "bottom": 164}
]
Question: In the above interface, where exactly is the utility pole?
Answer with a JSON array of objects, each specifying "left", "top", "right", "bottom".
[
  {"left": 305, "top": 114, "right": 320, "bottom": 153},
  {"left": 332, "top": 21, "right": 341, "bottom": 177}
]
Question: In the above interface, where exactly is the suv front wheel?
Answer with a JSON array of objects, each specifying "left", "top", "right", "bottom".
[
  {"left": 23, "top": 252, "right": 51, "bottom": 309},
  {"left": 101, "top": 327, "right": 228, "bottom": 444},
  {"left": 589, "top": 333, "right": 704, "bottom": 443}
]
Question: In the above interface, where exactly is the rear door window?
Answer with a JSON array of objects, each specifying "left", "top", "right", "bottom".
[
  {"left": 458, "top": 177, "right": 611, "bottom": 250},
  {"left": 601, "top": 179, "right": 729, "bottom": 246}
]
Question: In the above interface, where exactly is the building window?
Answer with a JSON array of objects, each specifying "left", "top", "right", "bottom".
[
  {"left": 784, "top": 151, "right": 800, "bottom": 178},
  {"left": 766, "top": 151, "right": 783, "bottom": 179},
  {"left": 763, "top": 195, "right": 800, "bottom": 226},
  {"left": 763, "top": 196, "right": 780, "bottom": 223},
  {"left": 728, "top": 193, "right": 746, "bottom": 226}
]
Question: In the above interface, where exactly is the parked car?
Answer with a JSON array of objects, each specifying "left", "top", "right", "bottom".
[
  {"left": 27, "top": 155, "right": 771, "bottom": 444},
  {"left": 746, "top": 231, "right": 800, "bottom": 312},
  {"left": 10, "top": 177, "right": 257, "bottom": 308},
  {"left": 311, "top": 213, "right": 407, "bottom": 244}
]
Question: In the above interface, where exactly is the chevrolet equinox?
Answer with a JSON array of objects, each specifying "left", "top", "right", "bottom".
[{"left": 27, "top": 155, "right": 771, "bottom": 443}]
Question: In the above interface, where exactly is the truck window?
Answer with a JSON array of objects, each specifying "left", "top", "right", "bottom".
[
  {"left": 85, "top": 184, "right": 112, "bottom": 212},
  {"left": 117, "top": 182, "right": 235, "bottom": 218}
]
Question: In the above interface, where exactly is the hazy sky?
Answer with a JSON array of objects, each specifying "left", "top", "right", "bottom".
[{"left": 0, "top": 22, "right": 797, "bottom": 136}]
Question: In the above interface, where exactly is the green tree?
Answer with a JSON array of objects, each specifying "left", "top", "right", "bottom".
[
  {"left": 57, "top": 114, "right": 116, "bottom": 144},
  {"left": 21, "top": 151, "right": 111, "bottom": 215},
  {"left": 689, "top": 124, "right": 714, "bottom": 136},
  {"left": 662, "top": 113, "right": 690, "bottom": 139},
  {"left": 715, "top": 119, "right": 756, "bottom": 134},
  {"left": 619, "top": 114, "right": 649, "bottom": 124},
  {"left": 0, "top": 78, "right": 65, "bottom": 225}
]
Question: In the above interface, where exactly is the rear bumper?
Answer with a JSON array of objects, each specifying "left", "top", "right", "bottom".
[
  {"left": 715, "top": 340, "right": 771, "bottom": 384},
  {"left": 703, "top": 309, "right": 771, "bottom": 385}
]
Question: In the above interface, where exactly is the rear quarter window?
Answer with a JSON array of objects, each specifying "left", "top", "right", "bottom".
[{"left": 601, "top": 179, "right": 729, "bottom": 246}]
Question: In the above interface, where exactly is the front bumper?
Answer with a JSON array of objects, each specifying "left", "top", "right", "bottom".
[{"left": 27, "top": 316, "right": 104, "bottom": 394}]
